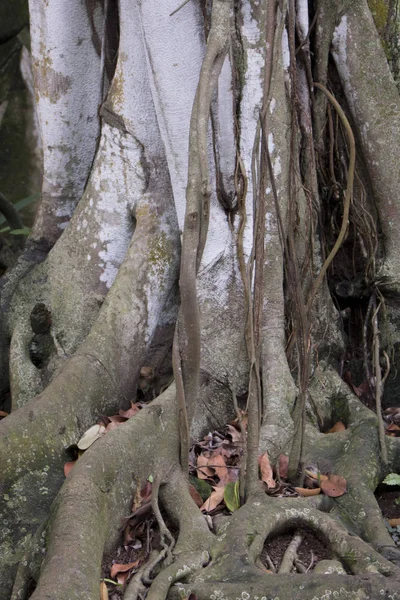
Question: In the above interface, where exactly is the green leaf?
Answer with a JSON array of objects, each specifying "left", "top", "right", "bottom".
[
  {"left": 147, "top": 474, "right": 154, "bottom": 483},
  {"left": 0, "top": 226, "right": 10, "bottom": 233},
  {"left": 383, "top": 473, "right": 400, "bottom": 486},
  {"left": 224, "top": 481, "right": 240, "bottom": 512},
  {"left": 0, "top": 193, "right": 39, "bottom": 225},
  {"left": 9, "top": 227, "right": 31, "bottom": 236}
]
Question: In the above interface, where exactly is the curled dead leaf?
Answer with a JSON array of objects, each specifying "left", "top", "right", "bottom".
[
  {"left": 388, "top": 518, "right": 400, "bottom": 527},
  {"left": 110, "top": 560, "right": 140, "bottom": 580},
  {"left": 200, "top": 486, "right": 225, "bottom": 512},
  {"left": 196, "top": 455, "right": 214, "bottom": 480},
  {"left": 209, "top": 453, "right": 229, "bottom": 484},
  {"left": 259, "top": 452, "right": 276, "bottom": 488},
  {"left": 295, "top": 486, "right": 321, "bottom": 497},
  {"left": 119, "top": 402, "right": 141, "bottom": 419},
  {"left": 77, "top": 424, "right": 106, "bottom": 450},
  {"left": 320, "top": 474, "right": 347, "bottom": 498}
]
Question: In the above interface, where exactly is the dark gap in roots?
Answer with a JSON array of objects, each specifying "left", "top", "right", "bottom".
[{"left": 261, "top": 524, "right": 332, "bottom": 573}]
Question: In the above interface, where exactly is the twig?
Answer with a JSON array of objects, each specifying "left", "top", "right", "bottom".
[
  {"left": 371, "top": 296, "right": 388, "bottom": 466},
  {"left": 124, "top": 477, "right": 175, "bottom": 600},
  {"left": 307, "top": 82, "right": 355, "bottom": 312}
]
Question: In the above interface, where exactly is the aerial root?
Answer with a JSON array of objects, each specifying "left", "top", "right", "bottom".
[{"left": 124, "top": 475, "right": 176, "bottom": 600}]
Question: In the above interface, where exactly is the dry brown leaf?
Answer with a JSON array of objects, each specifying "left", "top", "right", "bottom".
[
  {"left": 259, "top": 452, "right": 276, "bottom": 488},
  {"left": 116, "top": 571, "right": 129, "bottom": 586},
  {"left": 321, "top": 474, "right": 347, "bottom": 497},
  {"left": 100, "top": 581, "right": 109, "bottom": 600},
  {"left": 388, "top": 518, "right": 400, "bottom": 527},
  {"left": 226, "top": 424, "right": 242, "bottom": 443},
  {"left": 108, "top": 415, "right": 127, "bottom": 423},
  {"left": 63, "top": 460, "right": 77, "bottom": 477},
  {"left": 110, "top": 560, "right": 140, "bottom": 580},
  {"left": 209, "top": 453, "right": 229, "bottom": 484},
  {"left": 386, "top": 423, "right": 400, "bottom": 432},
  {"left": 295, "top": 486, "right": 321, "bottom": 497},
  {"left": 77, "top": 424, "right": 106, "bottom": 450},
  {"left": 119, "top": 402, "right": 141, "bottom": 419},
  {"left": 327, "top": 421, "right": 346, "bottom": 433},
  {"left": 278, "top": 454, "right": 289, "bottom": 479},
  {"left": 188, "top": 484, "right": 203, "bottom": 508},
  {"left": 200, "top": 486, "right": 225, "bottom": 512},
  {"left": 0, "top": 410, "right": 8, "bottom": 418},
  {"left": 196, "top": 455, "right": 214, "bottom": 479}
]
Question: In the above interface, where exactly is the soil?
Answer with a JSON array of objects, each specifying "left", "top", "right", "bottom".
[
  {"left": 376, "top": 488, "right": 400, "bottom": 521},
  {"left": 261, "top": 525, "right": 331, "bottom": 572}
]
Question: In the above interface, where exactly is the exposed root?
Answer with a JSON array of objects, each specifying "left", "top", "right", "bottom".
[{"left": 278, "top": 532, "right": 303, "bottom": 573}]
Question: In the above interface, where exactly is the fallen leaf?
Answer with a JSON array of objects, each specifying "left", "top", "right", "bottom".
[
  {"left": 226, "top": 424, "right": 242, "bottom": 443},
  {"left": 196, "top": 455, "right": 214, "bottom": 479},
  {"left": 200, "top": 486, "right": 225, "bottom": 512},
  {"left": 321, "top": 474, "right": 347, "bottom": 497},
  {"left": 209, "top": 453, "right": 229, "bottom": 484},
  {"left": 63, "top": 460, "right": 77, "bottom": 477},
  {"left": 388, "top": 518, "right": 400, "bottom": 527},
  {"left": 116, "top": 572, "right": 129, "bottom": 586},
  {"left": 100, "top": 581, "right": 109, "bottom": 600},
  {"left": 259, "top": 452, "right": 276, "bottom": 488},
  {"left": 327, "top": 421, "right": 346, "bottom": 433},
  {"left": 108, "top": 415, "right": 127, "bottom": 423},
  {"left": 119, "top": 402, "right": 141, "bottom": 419},
  {"left": 189, "top": 484, "right": 203, "bottom": 508},
  {"left": 110, "top": 560, "right": 140, "bottom": 580},
  {"left": 386, "top": 423, "right": 400, "bottom": 432},
  {"left": 77, "top": 424, "right": 106, "bottom": 450},
  {"left": 0, "top": 410, "right": 8, "bottom": 418},
  {"left": 295, "top": 486, "right": 321, "bottom": 497}
]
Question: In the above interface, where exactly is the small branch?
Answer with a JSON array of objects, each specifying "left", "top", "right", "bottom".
[
  {"left": 307, "top": 82, "right": 355, "bottom": 312},
  {"left": 371, "top": 296, "right": 388, "bottom": 466}
]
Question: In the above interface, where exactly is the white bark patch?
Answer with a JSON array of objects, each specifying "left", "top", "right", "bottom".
[
  {"left": 332, "top": 17, "right": 357, "bottom": 107},
  {"left": 93, "top": 125, "right": 145, "bottom": 289},
  {"left": 296, "top": 0, "right": 309, "bottom": 40},
  {"left": 238, "top": 6, "right": 265, "bottom": 258},
  {"left": 282, "top": 28, "right": 290, "bottom": 71},
  {"left": 28, "top": 0, "right": 103, "bottom": 209},
  {"left": 215, "top": 55, "right": 236, "bottom": 202},
  {"left": 138, "top": 0, "right": 205, "bottom": 229},
  {"left": 109, "top": 0, "right": 170, "bottom": 167}
]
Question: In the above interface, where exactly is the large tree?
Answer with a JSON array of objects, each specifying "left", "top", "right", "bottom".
[{"left": 1, "top": 0, "right": 400, "bottom": 598}]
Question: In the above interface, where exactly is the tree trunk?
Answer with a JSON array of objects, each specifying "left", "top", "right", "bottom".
[{"left": 1, "top": 0, "right": 400, "bottom": 598}]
